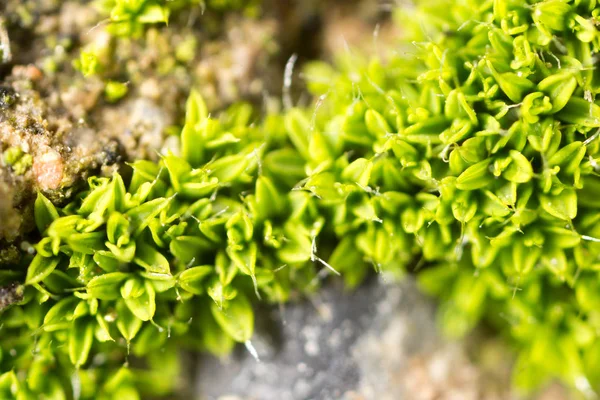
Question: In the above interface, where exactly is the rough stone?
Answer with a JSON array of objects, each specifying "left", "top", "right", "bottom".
[{"left": 194, "top": 276, "right": 569, "bottom": 400}]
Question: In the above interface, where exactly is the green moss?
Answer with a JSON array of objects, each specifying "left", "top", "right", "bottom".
[
  {"left": 2, "top": 147, "right": 32, "bottom": 175},
  {"left": 0, "top": 246, "right": 20, "bottom": 266},
  {"left": 2, "top": 147, "right": 23, "bottom": 165},
  {"left": 73, "top": 49, "right": 102, "bottom": 77},
  {"left": 104, "top": 81, "right": 129, "bottom": 102},
  {"left": 175, "top": 35, "right": 198, "bottom": 63},
  {"left": 4, "top": 0, "right": 600, "bottom": 398}
]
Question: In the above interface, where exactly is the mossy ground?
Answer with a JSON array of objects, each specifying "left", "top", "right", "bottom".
[
  {"left": 0, "top": 1, "right": 402, "bottom": 398},
  {"left": 5, "top": 0, "right": 596, "bottom": 398},
  {"left": 0, "top": 0, "right": 388, "bottom": 245}
]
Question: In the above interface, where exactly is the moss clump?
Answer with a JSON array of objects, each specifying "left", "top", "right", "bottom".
[
  {"left": 3, "top": 0, "right": 600, "bottom": 398},
  {"left": 2, "top": 147, "right": 32, "bottom": 175},
  {"left": 96, "top": 0, "right": 259, "bottom": 39},
  {"left": 104, "top": 81, "right": 129, "bottom": 103},
  {"left": 302, "top": 0, "right": 600, "bottom": 391}
]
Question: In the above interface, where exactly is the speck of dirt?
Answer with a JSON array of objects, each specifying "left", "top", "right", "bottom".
[{"left": 0, "top": 282, "right": 22, "bottom": 311}]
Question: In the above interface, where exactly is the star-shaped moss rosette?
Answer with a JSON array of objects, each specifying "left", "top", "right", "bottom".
[{"left": 4, "top": 0, "right": 600, "bottom": 397}]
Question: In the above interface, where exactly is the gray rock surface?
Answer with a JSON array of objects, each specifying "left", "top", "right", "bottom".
[{"left": 194, "top": 276, "right": 565, "bottom": 400}]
